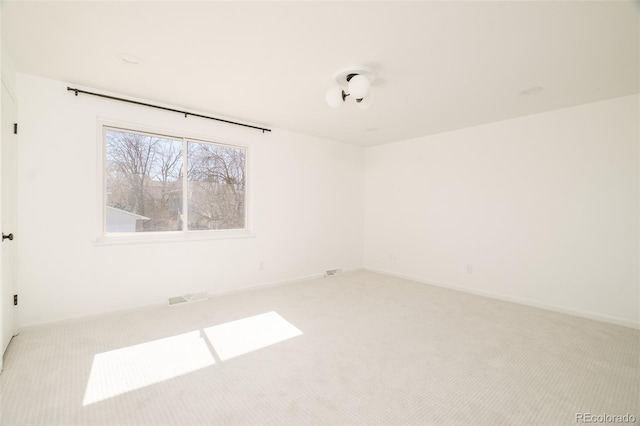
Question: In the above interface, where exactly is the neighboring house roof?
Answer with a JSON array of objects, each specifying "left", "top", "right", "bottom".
[{"left": 106, "top": 206, "right": 150, "bottom": 221}]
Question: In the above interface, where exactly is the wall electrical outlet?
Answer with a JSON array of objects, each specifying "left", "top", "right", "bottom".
[{"left": 466, "top": 264, "right": 473, "bottom": 274}]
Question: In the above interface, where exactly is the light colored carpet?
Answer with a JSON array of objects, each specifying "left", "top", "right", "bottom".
[{"left": 1, "top": 271, "right": 638, "bottom": 425}]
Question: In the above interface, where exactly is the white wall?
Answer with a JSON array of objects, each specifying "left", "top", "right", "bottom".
[
  {"left": 15, "top": 73, "right": 640, "bottom": 329},
  {"left": 17, "top": 74, "right": 364, "bottom": 327},
  {"left": 364, "top": 95, "right": 640, "bottom": 328}
]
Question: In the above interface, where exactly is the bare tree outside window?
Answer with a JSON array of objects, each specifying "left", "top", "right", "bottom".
[
  {"left": 104, "top": 127, "right": 246, "bottom": 234},
  {"left": 187, "top": 142, "right": 246, "bottom": 230}
]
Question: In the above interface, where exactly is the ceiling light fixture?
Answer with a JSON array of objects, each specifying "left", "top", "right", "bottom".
[{"left": 326, "top": 66, "right": 375, "bottom": 110}]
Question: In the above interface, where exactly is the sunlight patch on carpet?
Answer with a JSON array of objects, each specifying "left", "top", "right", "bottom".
[
  {"left": 83, "top": 330, "right": 216, "bottom": 405},
  {"left": 205, "top": 311, "right": 303, "bottom": 361},
  {"left": 82, "top": 312, "right": 303, "bottom": 405}
]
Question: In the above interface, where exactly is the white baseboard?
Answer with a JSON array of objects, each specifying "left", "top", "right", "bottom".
[
  {"left": 20, "top": 267, "right": 364, "bottom": 331},
  {"left": 24, "top": 266, "right": 634, "bottom": 332},
  {"left": 363, "top": 267, "right": 640, "bottom": 330},
  {"left": 210, "top": 267, "right": 364, "bottom": 296},
  {"left": 208, "top": 272, "right": 324, "bottom": 298},
  {"left": 19, "top": 301, "right": 168, "bottom": 332}
]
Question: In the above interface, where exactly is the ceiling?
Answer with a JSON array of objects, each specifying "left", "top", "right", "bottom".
[{"left": 3, "top": 1, "right": 639, "bottom": 146}]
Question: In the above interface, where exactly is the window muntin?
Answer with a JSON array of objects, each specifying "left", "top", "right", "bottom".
[{"left": 104, "top": 127, "right": 247, "bottom": 234}]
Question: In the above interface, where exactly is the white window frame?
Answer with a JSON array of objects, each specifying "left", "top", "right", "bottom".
[{"left": 95, "top": 119, "right": 254, "bottom": 245}]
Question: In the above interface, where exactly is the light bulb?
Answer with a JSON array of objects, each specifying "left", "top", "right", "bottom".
[
  {"left": 347, "top": 74, "right": 370, "bottom": 99},
  {"left": 356, "top": 91, "right": 375, "bottom": 110},
  {"left": 325, "top": 87, "right": 344, "bottom": 108}
]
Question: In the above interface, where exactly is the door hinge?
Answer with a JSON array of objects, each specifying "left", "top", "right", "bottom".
[
  {"left": 13, "top": 123, "right": 18, "bottom": 134},
  {"left": 13, "top": 295, "right": 17, "bottom": 306}
]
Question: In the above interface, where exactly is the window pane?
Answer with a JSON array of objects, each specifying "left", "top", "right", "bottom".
[
  {"left": 187, "top": 141, "right": 246, "bottom": 230},
  {"left": 105, "top": 129, "right": 183, "bottom": 233}
]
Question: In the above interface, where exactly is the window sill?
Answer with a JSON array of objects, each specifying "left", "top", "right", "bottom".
[{"left": 94, "top": 230, "right": 256, "bottom": 246}]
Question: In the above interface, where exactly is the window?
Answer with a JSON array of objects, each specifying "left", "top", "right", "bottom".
[{"left": 104, "top": 126, "right": 247, "bottom": 235}]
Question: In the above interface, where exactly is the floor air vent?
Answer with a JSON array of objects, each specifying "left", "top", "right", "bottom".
[
  {"left": 168, "top": 292, "right": 209, "bottom": 306},
  {"left": 325, "top": 269, "right": 343, "bottom": 277}
]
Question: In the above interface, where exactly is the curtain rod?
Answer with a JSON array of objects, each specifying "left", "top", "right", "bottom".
[{"left": 66, "top": 87, "right": 271, "bottom": 133}]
